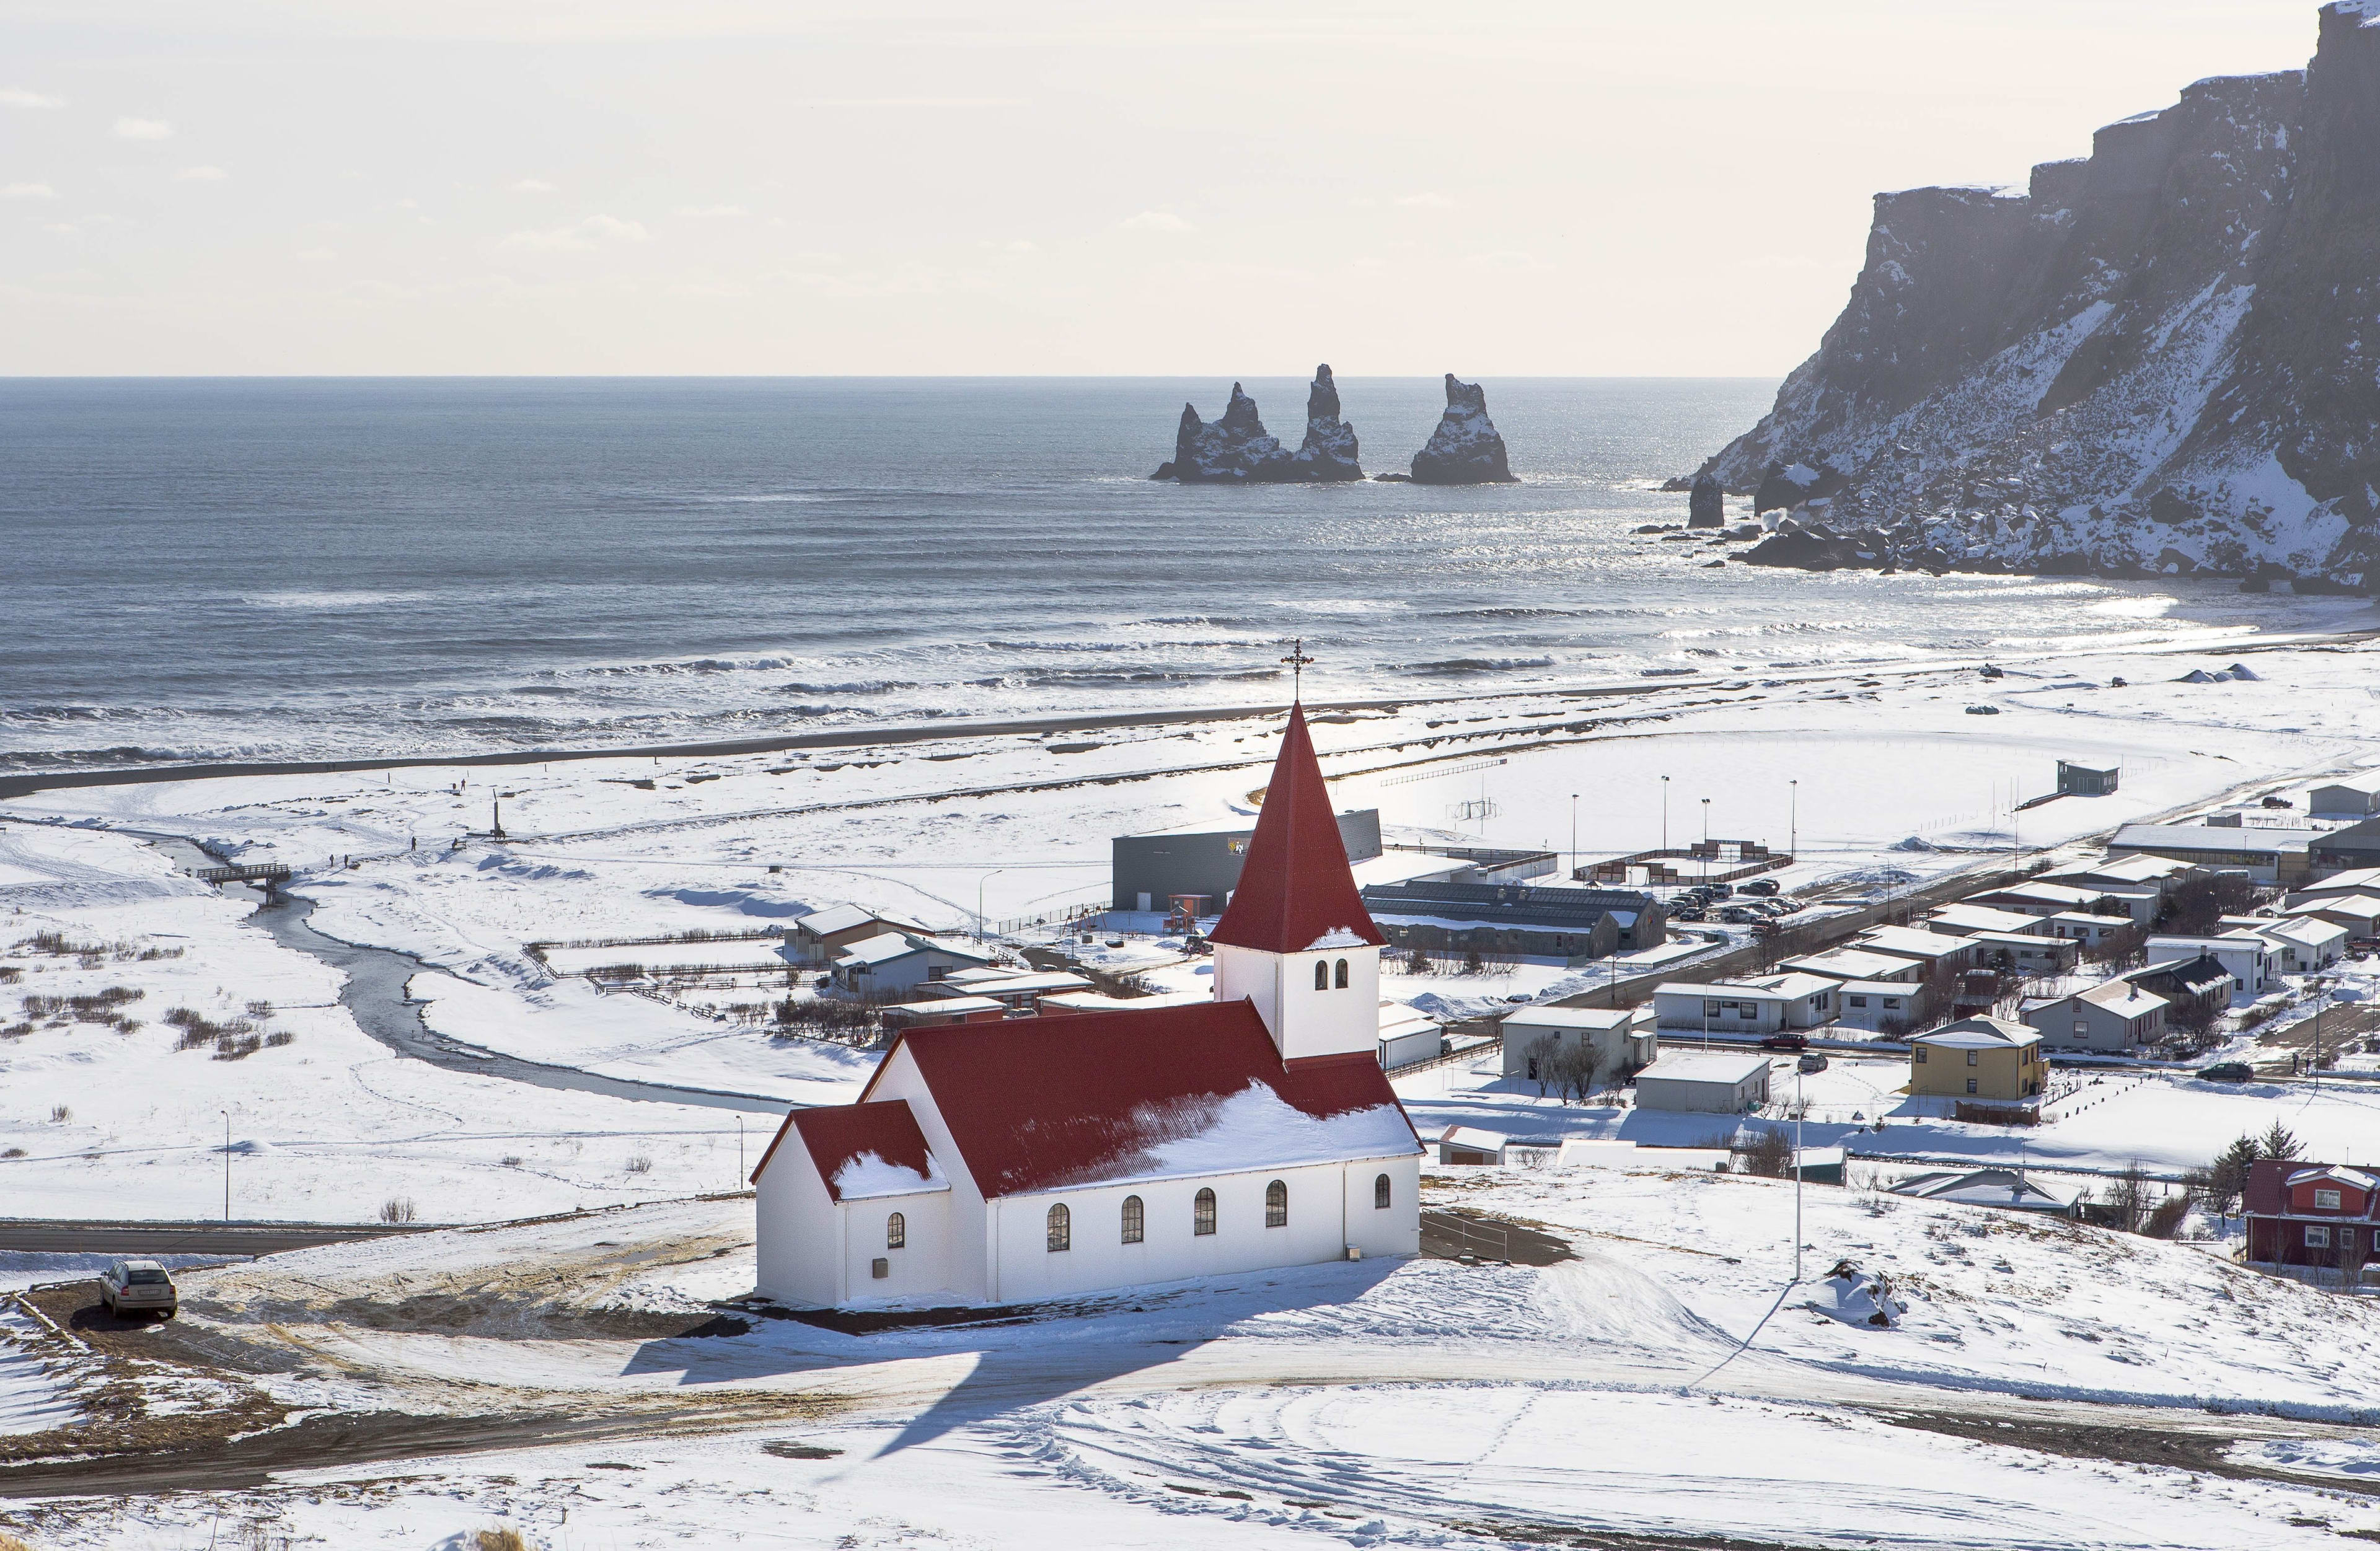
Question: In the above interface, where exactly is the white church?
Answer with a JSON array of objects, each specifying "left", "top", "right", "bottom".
[{"left": 749, "top": 704, "right": 1425, "bottom": 1309}]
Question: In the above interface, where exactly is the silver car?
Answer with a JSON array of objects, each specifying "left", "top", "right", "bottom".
[{"left": 100, "top": 1257, "right": 178, "bottom": 1319}]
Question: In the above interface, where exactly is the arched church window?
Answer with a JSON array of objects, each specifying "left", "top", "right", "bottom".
[
  {"left": 1265, "top": 1179, "right": 1288, "bottom": 1228},
  {"left": 886, "top": 1211, "right": 906, "bottom": 1250},
  {"left": 1334, "top": 958, "right": 1349, "bottom": 989},
  {"left": 1121, "top": 1195, "right": 1144, "bottom": 1244},
  {"left": 1374, "top": 1173, "right": 1391, "bottom": 1210},
  {"left": 1315, "top": 959, "right": 1329, "bottom": 991},
  {"left": 1046, "top": 1203, "right": 1070, "bottom": 1252},
  {"left": 1193, "top": 1187, "right": 1217, "bottom": 1236}
]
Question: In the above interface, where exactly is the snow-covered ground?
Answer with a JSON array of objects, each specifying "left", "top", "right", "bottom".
[{"left": 7, "top": 1164, "right": 2378, "bottom": 1548}]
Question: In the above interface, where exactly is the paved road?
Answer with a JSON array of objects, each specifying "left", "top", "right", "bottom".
[
  {"left": 0, "top": 1220, "right": 432, "bottom": 1256},
  {"left": 1417, "top": 1208, "right": 1572, "bottom": 1267}
]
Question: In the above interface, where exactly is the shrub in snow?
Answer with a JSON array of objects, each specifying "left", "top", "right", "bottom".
[
  {"left": 1814, "top": 1260, "right": 1905, "bottom": 1327},
  {"left": 379, "top": 1196, "right": 417, "bottom": 1224}
]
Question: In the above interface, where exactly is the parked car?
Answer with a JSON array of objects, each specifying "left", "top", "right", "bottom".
[
  {"left": 1706, "top": 882, "right": 1735, "bottom": 898},
  {"left": 1740, "top": 879, "right": 1780, "bottom": 897},
  {"left": 1669, "top": 906, "right": 1706, "bottom": 921},
  {"left": 1796, "top": 1052, "right": 1829, "bottom": 1074},
  {"left": 1717, "top": 906, "right": 1761, "bottom": 924},
  {"left": 1760, "top": 1033, "right": 1809, "bottom": 1052},
  {"left": 2199, "top": 1061, "right": 2255, "bottom": 1083},
  {"left": 2261, "top": 794, "right": 2294, "bottom": 809},
  {"left": 100, "top": 1258, "right": 177, "bottom": 1319}
]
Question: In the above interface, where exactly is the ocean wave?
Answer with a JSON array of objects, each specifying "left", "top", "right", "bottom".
[
  {"left": 1403, "top": 656, "right": 1558, "bottom": 677},
  {"left": 241, "top": 590, "right": 430, "bottom": 610},
  {"left": 779, "top": 679, "right": 919, "bottom": 695}
]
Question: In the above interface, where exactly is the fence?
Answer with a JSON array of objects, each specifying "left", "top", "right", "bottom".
[{"left": 994, "top": 896, "right": 1114, "bottom": 939}]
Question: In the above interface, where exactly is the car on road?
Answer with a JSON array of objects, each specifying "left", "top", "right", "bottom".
[
  {"left": 1759, "top": 1033, "right": 1809, "bottom": 1052},
  {"left": 100, "top": 1258, "right": 177, "bottom": 1319},
  {"left": 2199, "top": 1061, "right": 2256, "bottom": 1083},
  {"left": 1796, "top": 1052, "right": 1829, "bottom": 1074}
]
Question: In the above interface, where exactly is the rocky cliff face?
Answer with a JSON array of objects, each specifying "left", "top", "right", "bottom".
[
  {"left": 1409, "top": 374, "right": 1517, "bottom": 484},
  {"left": 1152, "top": 366, "right": 1364, "bottom": 481},
  {"left": 1703, "top": 2, "right": 2380, "bottom": 587}
]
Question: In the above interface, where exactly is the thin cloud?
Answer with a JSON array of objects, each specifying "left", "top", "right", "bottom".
[
  {"left": 800, "top": 97, "right": 1025, "bottom": 108},
  {"left": 0, "top": 88, "right": 64, "bottom": 109},
  {"left": 500, "top": 214, "right": 650, "bottom": 251},
  {"left": 509, "top": 178, "right": 555, "bottom": 193},
  {"left": 2, "top": 182, "right": 58, "bottom": 200},
  {"left": 115, "top": 116, "right": 174, "bottom": 140},
  {"left": 1121, "top": 210, "right": 1191, "bottom": 232},
  {"left": 295, "top": 246, "right": 335, "bottom": 261},
  {"left": 176, "top": 165, "right": 229, "bottom": 182},
  {"left": 673, "top": 204, "right": 748, "bottom": 217},
  {"left": 1395, "top": 191, "right": 1456, "bottom": 209}
]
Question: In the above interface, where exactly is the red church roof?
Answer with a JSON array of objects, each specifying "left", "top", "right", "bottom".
[
  {"left": 752, "top": 1099, "right": 938, "bottom": 1200},
  {"left": 857, "top": 998, "right": 1417, "bottom": 1199},
  {"left": 1209, "top": 703, "right": 1386, "bottom": 954}
]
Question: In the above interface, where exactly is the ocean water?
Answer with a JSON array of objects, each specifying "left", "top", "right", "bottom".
[{"left": 0, "top": 376, "right": 2365, "bottom": 773}]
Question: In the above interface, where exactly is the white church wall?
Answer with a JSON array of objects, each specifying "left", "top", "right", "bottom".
[
  {"left": 864, "top": 1043, "right": 995, "bottom": 1302},
  {"left": 1341, "top": 1153, "right": 1422, "bottom": 1259},
  {"left": 754, "top": 1138, "right": 844, "bottom": 1309},
  {"left": 843, "top": 1189, "right": 956, "bottom": 1306},
  {"left": 1214, "top": 942, "right": 1382, "bottom": 1062},
  {"left": 984, "top": 1157, "right": 1408, "bottom": 1304}
]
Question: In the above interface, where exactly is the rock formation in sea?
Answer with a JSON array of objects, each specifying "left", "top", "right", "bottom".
[
  {"left": 1687, "top": 472, "right": 1724, "bottom": 528},
  {"left": 1151, "top": 366, "right": 1363, "bottom": 481},
  {"left": 1406, "top": 374, "right": 1517, "bottom": 484},
  {"left": 1696, "top": 1, "right": 2380, "bottom": 590}
]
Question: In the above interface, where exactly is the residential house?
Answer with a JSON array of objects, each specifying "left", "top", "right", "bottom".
[
  {"left": 2283, "top": 865, "right": 2380, "bottom": 908},
  {"left": 2281, "top": 892, "right": 2380, "bottom": 940},
  {"left": 2038, "top": 855, "right": 2202, "bottom": 899},
  {"left": 1377, "top": 1002, "right": 1447, "bottom": 1070},
  {"left": 2122, "top": 953, "right": 2232, "bottom": 1026},
  {"left": 1924, "top": 903, "right": 2053, "bottom": 938},
  {"left": 2020, "top": 980, "right": 2169, "bottom": 1053},
  {"left": 831, "top": 933, "right": 1000, "bottom": 999},
  {"left": 1633, "top": 1052, "right": 1773, "bottom": 1114},
  {"left": 1891, "top": 1167, "right": 2078, "bottom": 1217},
  {"left": 752, "top": 703, "right": 1424, "bottom": 1311},
  {"left": 1501, "top": 1004, "right": 1657, "bottom": 1085},
  {"left": 1965, "top": 931, "right": 2081, "bottom": 977},
  {"left": 1966, "top": 881, "right": 2115, "bottom": 919},
  {"left": 2244, "top": 1159, "right": 2380, "bottom": 1275},
  {"left": 1779, "top": 946, "right": 1924, "bottom": 985},
  {"left": 1854, "top": 925, "right": 1978, "bottom": 976},
  {"left": 1833, "top": 979, "right": 1930, "bottom": 1035},
  {"left": 2144, "top": 933, "right": 2276, "bottom": 998},
  {"left": 2107, "top": 821, "right": 2320, "bottom": 885},
  {"left": 932, "top": 968, "right": 1096, "bottom": 1009},
  {"left": 791, "top": 903, "right": 928, "bottom": 968},
  {"left": 2250, "top": 915, "right": 2348, "bottom": 973},
  {"left": 1908, "top": 1017, "right": 2045, "bottom": 1104},
  {"left": 2055, "top": 761, "right": 2120, "bottom": 797},
  {"left": 879, "top": 996, "right": 1010, "bottom": 1030},
  {"left": 2045, "top": 910, "right": 2136, "bottom": 951},
  {"left": 1650, "top": 974, "right": 1838, "bottom": 1035}
]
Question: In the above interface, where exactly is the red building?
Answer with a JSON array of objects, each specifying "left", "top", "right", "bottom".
[{"left": 2243, "top": 1158, "right": 2380, "bottom": 1273}]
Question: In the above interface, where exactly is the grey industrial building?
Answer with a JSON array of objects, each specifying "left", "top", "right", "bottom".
[
  {"left": 1111, "top": 809, "right": 1383, "bottom": 913},
  {"left": 1359, "top": 880, "right": 1666, "bottom": 960}
]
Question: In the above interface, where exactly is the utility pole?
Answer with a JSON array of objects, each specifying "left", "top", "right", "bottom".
[
  {"left": 1661, "top": 776, "right": 1670, "bottom": 855},
  {"left": 1701, "top": 798, "right": 1712, "bottom": 882},
  {"left": 1789, "top": 779, "right": 1798, "bottom": 861},
  {"left": 1569, "top": 793, "right": 1579, "bottom": 884},
  {"left": 1794, "top": 1061, "right": 1806, "bottom": 1284},
  {"left": 221, "top": 1109, "right": 231, "bottom": 1223},
  {"left": 737, "top": 1115, "right": 746, "bottom": 1187}
]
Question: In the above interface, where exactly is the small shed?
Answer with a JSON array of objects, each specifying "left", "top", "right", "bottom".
[
  {"left": 2056, "top": 761, "right": 2120, "bottom": 797},
  {"left": 1437, "top": 1125, "right": 1509, "bottom": 1166},
  {"left": 1501, "top": 1004, "right": 1657, "bottom": 1082},
  {"left": 1633, "top": 1052, "right": 1773, "bottom": 1114},
  {"left": 2309, "top": 781, "right": 2380, "bottom": 819}
]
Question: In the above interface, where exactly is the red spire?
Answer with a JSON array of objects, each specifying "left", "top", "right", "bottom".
[{"left": 1210, "top": 704, "right": 1385, "bottom": 954}]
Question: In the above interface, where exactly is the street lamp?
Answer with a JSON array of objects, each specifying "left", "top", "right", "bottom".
[
  {"left": 977, "top": 867, "right": 1008, "bottom": 942},
  {"left": 1661, "top": 776, "right": 1670, "bottom": 855},
  {"left": 1701, "top": 798, "right": 1712, "bottom": 882},
  {"left": 1789, "top": 779, "right": 1798, "bottom": 861},
  {"left": 1793, "top": 1059, "right": 1807, "bottom": 1284},
  {"left": 1569, "top": 793, "right": 1579, "bottom": 883},
  {"left": 220, "top": 1109, "right": 231, "bottom": 1223}
]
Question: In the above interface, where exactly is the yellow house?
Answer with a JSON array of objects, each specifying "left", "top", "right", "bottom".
[{"left": 1909, "top": 1017, "right": 2044, "bottom": 1104}]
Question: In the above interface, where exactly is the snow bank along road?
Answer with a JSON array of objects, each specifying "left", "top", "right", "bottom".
[{"left": 4, "top": 1179, "right": 2379, "bottom": 1547}]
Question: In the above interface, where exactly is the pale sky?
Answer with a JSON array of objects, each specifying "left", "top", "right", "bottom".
[{"left": 0, "top": 1, "right": 2325, "bottom": 376}]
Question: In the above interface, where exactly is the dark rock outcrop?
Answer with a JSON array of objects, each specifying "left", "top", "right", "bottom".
[
  {"left": 1408, "top": 374, "right": 1517, "bottom": 484},
  {"left": 1152, "top": 366, "right": 1364, "bottom": 482},
  {"left": 1690, "top": 2, "right": 2380, "bottom": 588},
  {"left": 1687, "top": 472, "right": 1726, "bottom": 527}
]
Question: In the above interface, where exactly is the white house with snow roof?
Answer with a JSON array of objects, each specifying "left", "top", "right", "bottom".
[{"left": 750, "top": 705, "right": 1426, "bottom": 1309}]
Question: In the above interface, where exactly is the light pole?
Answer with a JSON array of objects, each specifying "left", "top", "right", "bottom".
[
  {"left": 1701, "top": 797, "right": 1712, "bottom": 882},
  {"left": 220, "top": 1109, "right": 231, "bottom": 1223},
  {"left": 1789, "top": 779, "right": 1798, "bottom": 861},
  {"left": 977, "top": 867, "right": 1008, "bottom": 942},
  {"left": 737, "top": 1115, "right": 747, "bottom": 1187},
  {"left": 1793, "top": 1060, "right": 1806, "bottom": 1285},
  {"left": 1569, "top": 793, "right": 1579, "bottom": 883},
  {"left": 1660, "top": 776, "right": 1670, "bottom": 855}
]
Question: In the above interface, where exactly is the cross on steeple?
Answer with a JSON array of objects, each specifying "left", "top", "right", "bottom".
[{"left": 1280, "top": 637, "right": 1313, "bottom": 701}]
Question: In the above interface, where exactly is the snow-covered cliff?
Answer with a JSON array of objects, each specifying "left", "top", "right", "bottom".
[
  {"left": 1702, "top": 2, "right": 2380, "bottom": 589},
  {"left": 1152, "top": 365, "right": 1363, "bottom": 482},
  {"left": 1408, "top": 375, "right": 1516, "bottom": 485}
]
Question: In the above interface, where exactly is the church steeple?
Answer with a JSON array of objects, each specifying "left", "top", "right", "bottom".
[{"left": 1211, "top": 702, "right": 1384, "bottom": 1064}]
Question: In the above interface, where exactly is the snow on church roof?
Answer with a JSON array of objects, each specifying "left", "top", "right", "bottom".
[
  {"left": 1209, "top": 703, "right": 1386, "bottom": 956},
  {"left": 759, "top": 1100, "right": 945, "bottom": 1201},
  {"left": 860, "top": 998, "right": 1419, "bottom": 1199}
]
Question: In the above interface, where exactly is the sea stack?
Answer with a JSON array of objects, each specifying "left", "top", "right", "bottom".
[
  {"left": 1152, "top": 383, "right": 1290, "bottom": 481},
  {"left": 1687, "top": 471, "right": 1725, "bottom": 527},
  {"left": 1151, "top": 367, "right": 1362, "bottom": 481},
  {"left": 1407, "top": 374, "right": 1517, "bottom": 484},
  {"left": 1287, "top": 364, "right": 1364, "bottom": 480}
]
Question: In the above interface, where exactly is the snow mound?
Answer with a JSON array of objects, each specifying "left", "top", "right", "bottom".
[{"left": 1809, "top": 1260, "right": 1905, "bottom": 1328}]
